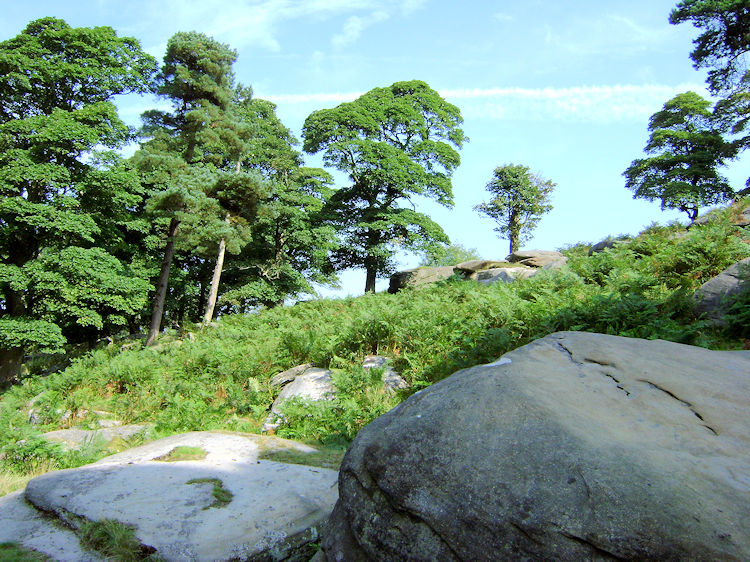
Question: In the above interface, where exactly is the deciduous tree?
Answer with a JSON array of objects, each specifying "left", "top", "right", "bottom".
[
  {"left": 303, "top": 80, "right": 466, "bottom": 292},
  {"left": 0, "top": 18, "right": 156, "bottom": 383},
  {"left": 474, "top": 165, "right": 554, "bottom": 255},
  {"left": 623, "top": 92, "right": 733, "bottom": 220}
]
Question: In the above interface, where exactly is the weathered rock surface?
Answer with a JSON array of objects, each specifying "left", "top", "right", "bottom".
[
  {"left": 0, "top": 491, "right": 103, "bottom": 561},
  {"left": 264, "top": 358, "right": 408, "bottom": 431},
  {"left": 388, "top": 266, "right": 456, "bottom": 293},
  {"left": 21, "top": 432, "right": 338, "bottom": 561},
  {"left": 507, "top": 249, "right": 567, "bottom": 268},
  {"left": 472, "top": 266, "right": 537, "bottom": 284},
  {"left": 43, "top": 423, "right": 149, "bottom": 450},
  {"left": 363, "top": 355, "right": 408, "bottom": 392},
  {"left": 270, "top": 363, "right": 313, "bottom": 387},
  {"left": 694, "top": 257, "right": 750, "bottom": 324},
  {"left": 454, "top": 260, "right": 511, "bottom": 274},
  {"left": 322, "top": 331, "right": 750, "bottom": 561},
  {"left": 263, "top": 367, "right": 336, "bottom": 432}
]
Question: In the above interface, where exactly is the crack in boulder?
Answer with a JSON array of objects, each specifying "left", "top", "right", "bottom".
[{"left": 639, "top": 380, "right": 718, "bottom": 435}]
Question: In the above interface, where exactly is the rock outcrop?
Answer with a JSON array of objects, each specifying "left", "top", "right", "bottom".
[
  {"left": 388, "top": 266, "right": 456, "bottom": 293},
  {"left": 263, "top": 358, "right": 408, "bottom": 432},
  {"left": 472, "top": 266, "right": 537, "bottom": 284},
  {"left": 321, "top": 331, "right": 750, "bottom": 561},
  {"left": 507, "top": 249, "right": 567, "bottom": 268},
  {"left": 8, "top": 432, "right": 338, "bottom": 561},
  {"left": 694, "top": 257, "right": 750, "bottom": 324}
]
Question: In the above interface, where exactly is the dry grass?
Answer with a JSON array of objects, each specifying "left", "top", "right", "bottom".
[{"left": 0, "top": 462, "right": 56, "bottom": 497}]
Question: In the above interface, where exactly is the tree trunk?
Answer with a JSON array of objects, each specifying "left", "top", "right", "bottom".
[
  {"left": 0, "top": 347, "right": 24, "bottom": 387},
  {"left": 364, "top": 266, "right": 377, "bottom": 293},
  {"left": 508, "top": 211, "right": 520, "bottom": 254},
  {"left": 202, "top": 231, "right": 227, "bottom": 325},
  {"left": 147, "top": 218, "right": 179, "bottom": 346}
]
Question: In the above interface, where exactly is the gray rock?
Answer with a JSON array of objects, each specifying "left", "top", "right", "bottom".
[
  {"left": 24, "top": 432, "right": 338, "bottom": 561},
  {"left": 43, "top": 424, "right": 149, "bottom": 450},
  {"left": 264, "top": 368, "right": 335, "bottom": 432},
  {"left": 322, "top": 331, "right": 750, "bottom": 561},
  {"left": 472, "top": 266, "right": 537, "bottom": 285},
  {"left": 454, "top": 260, "right": 511, "bottom": 274},
  {"left": 507, "top": 249, "right": 567, "bottom": 268},
  {"left": 0, "top": 490, "right": 104, "bottom": 561},
  {"left": 363, "top": 355, "right": 408, "bottom": 392},
  {"left": 691, "top": 203, "right": 750, "bottom": 228},
  {"left": 270, "top": 363, "right": 313, "bottom": 387},
  {"left": 694, "top": 257, "right": 750, "bottom": 324},
  {"left": 388, "top": 266, "right": 456, "bottom": 293}
]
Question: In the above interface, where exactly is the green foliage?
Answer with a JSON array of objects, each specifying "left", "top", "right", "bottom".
[
  {"left": 303, "top": 79, "right": 466, "bottom": 291},
  {"left": 0, "top": 18, "right": 156, "bottom": 378},
  {"left": 670, "top": 1, "right": 750, "bottom": 96},
  {"left": 623, "top": 92, "right": 734, "bottom": 220},
  {"left": 79, "top": 518, "right": 159, "bottom": 561},
  {"left": 186, "top": 477, "right": 233, "bottom": 508},
  {"left": 724, "top": 263, "right": 750, "bottom": 338},
  {"left": 474, "top": 164, "right": 555, "bottom": 254},
  {"left": 0, "top": 542, "right": 50, "bottom": 562},
  {"left": 669, "top": 1, "right": 750, "bottom": 189},
  {"left": 0, "top": 215, "right": 746, "bottom": 452},
  {"left": 420, "top": 243, "right": 481, "bottom": 267}
]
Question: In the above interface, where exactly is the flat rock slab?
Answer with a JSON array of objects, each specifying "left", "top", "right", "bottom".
[
  {"left": 0, "top": 490, "right": 103, "bottom": 561},
  {"left": 24, "top": 432, "right": 338, "bottom": 561},
  {"left": 43, "top": 424, "right": 150, "bottom": 449}
]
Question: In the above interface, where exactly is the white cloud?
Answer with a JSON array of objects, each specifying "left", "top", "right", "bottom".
[
  {"left": 441, "top": 84, "right": 709, "bottom": 124},
  {"left": 145, "top": 0, "right": 417, "bottom": 54},
  {"left": 261, "top": 84, "right": 709, "bottom": 124},
  {"left": 493, "top": 12, "right": 514, "bottom": 22},
  {"left": 544, "top": 13, "right": 674, "bottom": 57},
  {"left": 332, "top": 10, "right": 389, "bottom": 49}
]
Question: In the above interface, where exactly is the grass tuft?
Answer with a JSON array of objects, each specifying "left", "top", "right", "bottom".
[
  {"left": 186, "top": 477, "right": 233, "bottom": 508},
  {"left": 153, "top": 446, "right": 207, "bottom": 462},
  {"left": 0, "top": 542, "right": 50, "bottom": 561},
  {"left": 78, "top": 518, "right": 159, "bottom": 561}
]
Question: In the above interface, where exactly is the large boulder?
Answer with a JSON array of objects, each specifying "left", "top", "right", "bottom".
[
  {"left": 694, "top": 257, "right": 750, "bottom": 324},
  {"left": 472, "top": 266, "right": 537, "bottom": 285},
  {"left": 322, "top": 332, "right": 750, "bottom": 561},
  {"left": 263, "top": 367, "right": 336, "bottom": 432},
  {"left": 454, "top": 260, "right": 511, "bottom": 274},
  {"left": 507, "top": 249, "right": 567, "bottom": 268},
  {"left": 21, "top": 432, "right": 338, "bottom": 561},
  {"left": 388, "top": 266, "right": 456, "bottom": 293}
]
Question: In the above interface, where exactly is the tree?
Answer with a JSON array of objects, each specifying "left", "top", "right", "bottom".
[
  {"left": 623, "top": 92, "right": 734, "bottom": 220},
  {"left": 0, "top": 18, "right": 157, "bottom": 383},
  {"left": 135, "top": 32, "right": 260, "bottom": 343},
  {"left": 474, "top": 165, "right": 554, "bottom": 255},
  {"left": 670, "top": 1, "right": 750, "bottom": 96},
  {"left": 303, "top": 80, "right": 466, "bottom": 292},
  {"left": 670, "top": 1, "right": 750, "bottom": 190},
  {"left": 420, "top": 243, "right": 481, "bottom": 267}
]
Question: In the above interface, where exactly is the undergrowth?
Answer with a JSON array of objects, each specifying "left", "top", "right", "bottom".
[{"left": 0, "top": 209, "right": 747, "bottom": 478}]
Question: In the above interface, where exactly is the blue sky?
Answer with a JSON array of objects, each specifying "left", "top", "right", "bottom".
[{"left": 3, "top": 1, "right": 748, "bottom": 295}]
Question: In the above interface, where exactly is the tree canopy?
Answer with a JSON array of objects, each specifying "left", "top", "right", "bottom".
[
  {"left": 670, "top": 0, "right": 750, "bottom": 95},
  {"left": 0, "top": 18, "right": 157, "bottom": 382},
  {"left": 474, "top": 165, "right": 554, "bottom": 255},
  {"left": 623, "top": 92, "right": 733, "bottom": 220},
  {"left": 303, "top": 80, "right": 466, "bottom": 292}
]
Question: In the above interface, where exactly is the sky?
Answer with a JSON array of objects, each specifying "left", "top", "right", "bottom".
[{"left": 3, "top": 0, "right": 748, "bottom": 296}]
